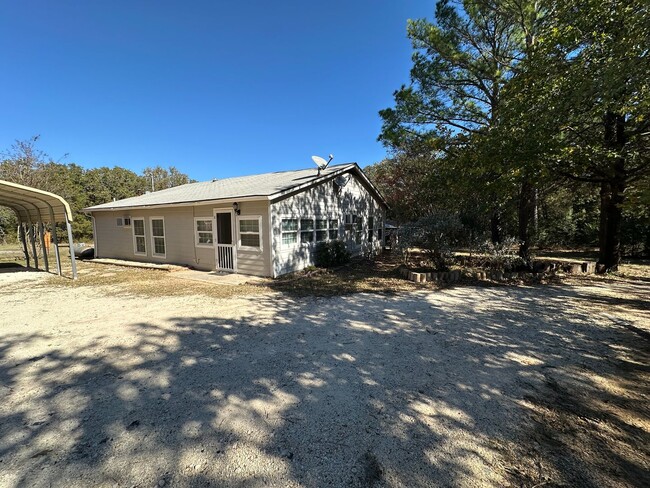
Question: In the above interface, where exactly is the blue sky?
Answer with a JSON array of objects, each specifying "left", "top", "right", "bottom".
[{"left": 0, "top": 1, "right": 432, "bottom": 181}]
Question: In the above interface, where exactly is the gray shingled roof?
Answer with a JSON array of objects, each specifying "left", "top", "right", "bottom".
[{"left": 85, "top": 163, "right": 361, "bottom": 211}]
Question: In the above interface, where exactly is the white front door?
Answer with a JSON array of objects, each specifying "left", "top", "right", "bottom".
[{"left": 214, "top": 209, "right": 236, "bottom": 272}]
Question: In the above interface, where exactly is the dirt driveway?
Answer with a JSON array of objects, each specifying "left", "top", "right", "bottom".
[{"left": 0, "top": 271, "right": 648, "bottom": 487}]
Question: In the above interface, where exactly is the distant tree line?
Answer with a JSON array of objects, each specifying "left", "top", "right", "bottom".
[
  {"left": 368, "top": 0, "right": 649, "bottom": 271},
  {"left": 0, "top": 136, "right": 194, "bottom": 242}
]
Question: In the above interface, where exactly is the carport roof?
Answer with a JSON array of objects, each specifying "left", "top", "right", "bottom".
[{"left": 0, "top": 179, "right": 73, "bottom": 223}]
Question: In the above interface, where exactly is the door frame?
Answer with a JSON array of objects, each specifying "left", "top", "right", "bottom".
[{"left": 213, "top": 208, "right": 237, "bottom": 272}]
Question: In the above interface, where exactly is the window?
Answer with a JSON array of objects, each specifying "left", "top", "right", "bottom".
[
  {"left": 116, "top": 217, "right": 123, "bottom": 227},
  {"left": 238, "top": 216, "right": 262, "bottom": 250},
  {"left": 329, "top": 219, "right": 339, "bottom": 240},
  {"left": 355, "top": 216, "right": 363, "bottom": 245},
  {"left": 132, "top": 218, "right": 146, "bottom": 255},
  {"left": 300, "top": 219, "right": 314, "bottom": 243},
  {"left": 281, "top": 218, "right": 298, "bottom": 246},
  {"left": 368, "top": 217, "right": 374, "bottom": 242},
  {"left": 150, "top": 217, "right": 166, "bottom": 257},
  {"left": 316, "top": 219, "right": 328, "bottom": 242},
  {"left": 283, "top": 217, "right": 339, "bottom": 246},
  {"left": 195, "top": 218, "right": 214, "bottom": 247},
  {"left": 123, "top": 216, "right": 131, "bottom": 227},
  {"left": 344, "top": 214, "right": 355, "bottom": 240}
]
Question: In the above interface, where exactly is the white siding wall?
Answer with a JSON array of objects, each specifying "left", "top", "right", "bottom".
[
  {"left": 270, "top": 172, "right": 386, "bottom": 277},
  {"left": 91, "top": 199, "right": 272, "bottom": 276}
]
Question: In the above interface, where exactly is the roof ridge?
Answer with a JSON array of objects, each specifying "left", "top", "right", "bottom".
[{"left": 203, "top": 162, "right": 355, "bottom": 182}]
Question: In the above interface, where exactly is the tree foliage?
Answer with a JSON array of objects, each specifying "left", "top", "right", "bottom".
[
  {"left": 0, "top": 137, "right": 194, "bottom": 241},
  {"left": 376, "top": 0, "right": 650, "bottom": 270}
]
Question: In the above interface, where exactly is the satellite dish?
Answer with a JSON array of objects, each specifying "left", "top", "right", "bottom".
[
  {"left": 311, "top": 154, "right": 334, "bottom": 175},
  {"left": 311, "top": 155, "right": 328, "bottom": 169}
]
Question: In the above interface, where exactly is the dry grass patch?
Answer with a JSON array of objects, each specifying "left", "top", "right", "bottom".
[
  {"left": 270, "top": 255, "right": 423, "bottom": 296},
  {"left": 21, "top": 249, "right": 650, "bottom": 301},
  {"left": 42, "top": 261, "right": 270, "bottom": 299},
  {"left": 32, "top": 255, "right": 425, "bottom": 299}
]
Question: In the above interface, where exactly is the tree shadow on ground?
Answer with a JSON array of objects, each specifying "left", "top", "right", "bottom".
[{"left": 0, "top": 281, "right": 648, "bottom": 487}]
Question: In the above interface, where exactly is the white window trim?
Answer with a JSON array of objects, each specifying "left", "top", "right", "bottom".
[
  {"left": 149, "top": 216, "right": 166, "bottom": 259},
  {"left": 280, "top": 217, "right": 299, "bottom": 249},
  {"left": 132, "top": 217, "right": 146, "bottom": 256},
  {"left": 123, "top": 215, "right": 132, "bottom": 228},
  {"left": 194, "top": 217, "right": 214, "bottom": 248},
  {"left": 280, "top": 215, "right": 340, "bottom": 249},
  {"left": 236, "top": 215, "right": 263, "bottom": 251},
  {"left": 299, "top": 217, "right": 315, "bottom": 245}
]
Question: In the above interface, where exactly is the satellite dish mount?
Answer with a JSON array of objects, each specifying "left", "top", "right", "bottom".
[{"left": 311, "top": 154, "right": 334, "bottom": 175}]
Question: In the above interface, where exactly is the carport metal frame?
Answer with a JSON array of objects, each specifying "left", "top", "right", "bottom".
[{"left": 0, "top": 179, "right": 77, "bottom": 279}]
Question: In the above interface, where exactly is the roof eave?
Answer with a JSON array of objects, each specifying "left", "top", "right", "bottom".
[{"left": 83, "top": 194, "right": 270, "bottom": 213}]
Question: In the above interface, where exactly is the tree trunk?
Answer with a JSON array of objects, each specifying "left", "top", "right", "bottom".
[
  {"left": 518, "top": 179, "right": 536, "bottom": 264},
  {"left": 597, "top": 112, "right": 626, "bottom": 273},
  {"left": 598, "top": 182, "right": 610, "bottom": 256},
  {"left": 532, "top": 187, "right": 538, "bottom": 236},
  {"left": 490, "top": 210, "right": 502, "bottom": 244},
  {"left": 598, "top": 176, "right": 625, "bottom": 272}
]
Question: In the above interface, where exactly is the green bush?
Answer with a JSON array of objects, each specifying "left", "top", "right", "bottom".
[
  {"left": 476, "top": 237, "right": 526, "bottom": 271},
  {"left": 397, "top": 212, "right": 465, "bottom": 271},
  {"left": 314, "top": 240, "right": 351, "bottom": 268}
]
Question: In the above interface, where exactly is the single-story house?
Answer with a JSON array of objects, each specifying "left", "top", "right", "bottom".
[{"left": 84, "top": 163, "right": 387, "bottom": 277}]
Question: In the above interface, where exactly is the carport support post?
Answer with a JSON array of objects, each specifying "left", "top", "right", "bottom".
[
  {"left": 38, "top": 221, "right": 49, "bottom": 272},
  {"left": 65, "top": 216, "right": 77, "bottom": 279},
  {"left": 19, "top": 223, "right": 30, "bottom": 268},
  {"left": 48, "top": 208, "right": 62, "bottom": 276},
  {"left": 29, "top": 224, "right": 39, "bottom": 270}
]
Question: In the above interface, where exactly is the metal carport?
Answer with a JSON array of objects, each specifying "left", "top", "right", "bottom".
[{"left": 0, "top": 179, "right": 77, "bottom": 279}]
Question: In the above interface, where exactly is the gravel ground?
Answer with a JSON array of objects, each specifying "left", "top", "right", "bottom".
[{"left": 0, "top": 270, "right": 648, "bottom": 487}]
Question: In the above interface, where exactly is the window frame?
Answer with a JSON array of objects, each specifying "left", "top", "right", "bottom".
[
  {"left": 344, "top": 213, "right": 355, "bottom": 241},
  {"left": 300, "top": 218, "right": 315, "bottom": 244},
  {"left": 123, "top": 216, "right": 132, "bottom": 228},
  {"left": 237, "top": 215, "right": 263, "bottom": 251},
  {"left": 194, "top": 217, "right": 214, "bottom": 248},
  {"left": 328, "top": 219, "right": 339, "bottom": 240},
  {"left": 132, "top": 217, "right": 146, "bottom": 256},
  {"left": 149, "top": 216, "right": 166, "bottom": 258},
  {"left": 377, "top": 218, "right": 384, "bottom": 242},
  {"left": 281, "top": 217, "right": 299, "bottom": 248},
  {"left": 281, "top": 216, "right": 342, "bottom": 248}
]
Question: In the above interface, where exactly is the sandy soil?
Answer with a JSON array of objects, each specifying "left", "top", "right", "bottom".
[{"left": 0, "top": 270, "right": 648, "bottom": 487}]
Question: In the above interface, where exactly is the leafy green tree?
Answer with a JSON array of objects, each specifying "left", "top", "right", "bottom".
[
  {"left": 508, "top": 0, "right": 650, "bottom": 270},
  {"left": 379, "top": 0, "right": 527, "bottom": 245},
  {"left": 142, "top": 165, "right": 194, "bottom": 191},
  {"left": 0, "top": 135, "right": 49, "bottom": 187},
  {"left": 85, "top": 167, "right": 146, "bottom": 205},
  {"left": 0, "top": 137, "right": 195, "bottom": 241},
  {"left": 364, "top": 156, "right": 438, "bottom": 223}
]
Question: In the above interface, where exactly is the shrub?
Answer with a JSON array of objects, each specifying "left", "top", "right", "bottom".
[
  {"left": 314, "top": 240, "right": 351, "bottom": 268},
  {"left": 397, "top": 213, "right": 464, "bottom": 271},
  {"left": 476, "top": 237, "right": 526, "bottom": 271}
]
